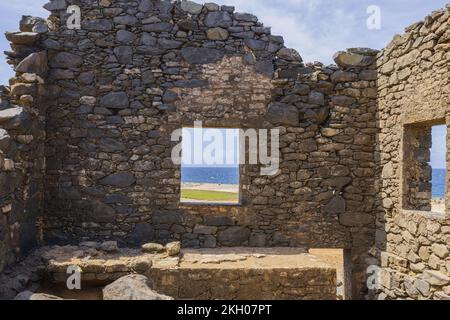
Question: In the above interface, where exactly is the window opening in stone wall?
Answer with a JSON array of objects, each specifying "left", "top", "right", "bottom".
[
  {"left": 402, "top": 122, "right": 446, "bottom": 214},
  {"left": 180, "top": 127, "right": 240, "bottom": 204},
  {"left": 430, "top": 125, "right": 446, "bottom": 213}
]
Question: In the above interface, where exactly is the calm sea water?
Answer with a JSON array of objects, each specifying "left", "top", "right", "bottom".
[
  {"left": 181, "top": 167, "right": 239, "bottom": 184},
  {"left": 432, "top": 168, "right": 446, "bottom": 198},
  {"left": 182, "top": 167, "right": 446, "bottom": 196}
]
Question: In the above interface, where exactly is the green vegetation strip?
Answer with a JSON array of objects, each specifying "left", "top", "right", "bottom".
[{"left": 181, "top": 189, "right": 239, "bottom": 202}]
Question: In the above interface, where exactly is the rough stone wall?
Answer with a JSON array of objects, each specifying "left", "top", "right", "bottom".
[
  {"left": 0, "top": 17, "right": 49, "bottom": 272},
  {"left": 376, "top": 6, "right": 450, "bottom": 299},
  {"left": 0, "top": 0, "right": 382, "bottom": 298},
  {"left": 34, "top": 0, "right": 380, "bottom": 299},
  {"left": 149, "top": 267, "right": 336, "bottom": 300},
  {"left": 0, "top": 0, "right": 383, "bottom": 299}
]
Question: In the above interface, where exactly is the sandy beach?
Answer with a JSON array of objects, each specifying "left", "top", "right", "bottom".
[
  {"left": 432, "top": 198, "right": 445, "bottom": 213},
  {"left": 181, "top": 183, "right": 239, "bottom": 204},
  {"left": 181, "top": 183, "right": 239, "bottom": 193}
]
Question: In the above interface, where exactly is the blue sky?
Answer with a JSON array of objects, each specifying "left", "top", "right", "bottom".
[
  {"left": 182, "top": 128, "right": 240, "bottom": 167},
  {"left": 0, "top": 0, "right": 447, "bottom": 167},
  {"left": 1, "top": 0, "right": 449, "bottom": 80},
  {"left": 432, "top": 125, "right": 447, "bottom": 170}
]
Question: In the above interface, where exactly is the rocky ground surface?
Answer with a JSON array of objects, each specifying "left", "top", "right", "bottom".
[{"left": 0, "top": 242, "right": 343, "bottom": 300}]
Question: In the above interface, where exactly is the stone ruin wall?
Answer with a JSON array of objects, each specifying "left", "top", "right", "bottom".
[
  {"left": 41, "top": 0, "right": 380, "bottom": 298},
  {"left": 4, "top": 0, "right": 449, "bottom": 301},
  {"left": 0, "top": 17, "right": 49, "bottom": 272},
  {"left": 375, "top": 7, "right": 450, "bottom": 299}
]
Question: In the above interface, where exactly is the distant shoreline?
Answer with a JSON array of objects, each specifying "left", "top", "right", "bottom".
[{"left": 181, "top": 182, "right": 239, "bottom": 193}]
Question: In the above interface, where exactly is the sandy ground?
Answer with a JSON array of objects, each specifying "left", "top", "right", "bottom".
[
  {"left": 181, "top": 183, "right": 239, "bottom": 203},
  {"left": 181, "top": 183, "right": 239, "bottom": 193},
  {"left": 432, "top": 198, "right": 445, "bottom": 213}
]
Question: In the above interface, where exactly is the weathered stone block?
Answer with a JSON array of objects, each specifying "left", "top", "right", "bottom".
[
  {"left": 5, "top": 32, "right": 39, "bottom": 45},
  {"left": 180, "top": 1, "right": 203, "bottom": 14},
  {"left": 100, "top": 92, "right": 129, "bottom": 109},
  {"left": 217, "top": 227, "right": 250, "bottom": 246},
  {"left": 204, "top": 11, "right": 233, "bottom": 28},
  {"left": 206, "top": 27, "right": 229, "bottom": 41},
  {"left": 99, "top": 172, "right": 136, "bottom": 188},
  {"left": 181, "top": 47, "right": 224, "bottom": 64},
  {"left": 50, "top": 52, "right": 83, "bottom": 68},
  {"left": 265, "top": 102, "right": 299, "bottom": 126},
  {"left": 15, "top": 51, "right": 48, "bottom": 76},
  {"left": 333, "top": 51, "right": 375, "bottom": 68}
]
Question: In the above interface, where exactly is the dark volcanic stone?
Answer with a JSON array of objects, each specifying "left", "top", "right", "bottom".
[
  {"left": 181, "top": 47, "right": 224, "bottom": 64},
  {"left": 158, "top": 38, "right": 183, "bottom": 49},
  {"left": 88, "top": 200, "right": 116, "bottom": 222},
  {"left": 255, "top": 60, "right": 274, "bottom": 76},
  {"left": 218, "top": 227, "right": 250, "bottom": 246},
  {"left": 50, "top": 52, "right": 82, "bottom": 68},
  {"left": 127, "top": 223, "right": 155, "bottom": 246},
  {"left": 114, "top": 46, "right": 133, "bottom": 64},
  {"left": 142, "top": 22, "right": 173, "bottom": 32},
  {"left": 323, "top": 195, "right": 346, "bottom": 215},
  {"left": 265, "top": 102, "right": 299, "bottom": 126},
  {"left": 204, "top": 11, "right": 233, "bottom": 28},
  {"left": 99, "top": 138, "right": 126, "bottom": 152},
  {"left": 99, "top": 172, "right": 136, "bottom": 188},
  {"left": 82, "top": 19, "right": 113, "bottom": 31},
  {"left": 174, "top": 79, "right": 208, "bottom": 88},
  {"left": 116, "top": 30, "right": 136, "bottom": 44},
  {"left": 245, "top": 38, "right": 266, "bottom": 51},
  {"left": 100, "top": 92, "right": 129, "bottom": 109}
]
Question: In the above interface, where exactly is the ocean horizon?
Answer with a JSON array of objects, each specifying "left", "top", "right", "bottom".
[
  {"left": 181, "top": 166, "right": 239, "bottom": 185},
  {"left": 181, "top": 167, "right": 446, "bottom": 197}
]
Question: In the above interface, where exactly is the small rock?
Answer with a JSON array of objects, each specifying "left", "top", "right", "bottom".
[
  {"left": 102, "top": 275, "right": 173, "bottom": 300},
  {"left": 14, "top": 291, "right": 63, "bottom": 300},
  {"left": 333, "top": 51, "right": 376, "bottom": 68},
  {"left": 180, "top": 1, "right": 203, "bottom": 15},
  {"left": 142, "top": 243, "right": 165, "bottom": 253},
  {"left": 277, "top": 48, "right": 302, "bottom": 62},
  {"left": 100, "top": 241, "right": 119, "bottom": 253},
  {"left": 414, "top": 279, "right": 430, "bottom": 297},
  {"left": 165, "top": 241, "right": 181, "bottom": 256},
  {"left": 16, "top": 51, "right": 48, "bottom": 76},
  {"left": 43, "top": 0, "right": 67, "bottom": 11},
  {"left": 206, "top": 27, "right": 229, "bottom": 41},
  {"left": 131, "top": 257, "right": 153, "bottom": 273},
  {"left": 5, "top": 32, "right": 39, "bottom": 45},
  {"left": 20, "top": 16, "right": 46, "bottom": 32},
  {"left": 234, "top": 13, "right": 258, "bottom": 22},
  {"left": 422, "top": 270, "right": 450, "bottom": 286}
]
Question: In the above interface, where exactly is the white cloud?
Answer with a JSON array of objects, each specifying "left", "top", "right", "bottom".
[{"left": 1, "top": 0, "right": 449, "bottom": 84}]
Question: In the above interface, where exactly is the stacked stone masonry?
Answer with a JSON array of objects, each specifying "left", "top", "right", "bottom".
[
  {"left": 0, "top": 0, "right": 448, "bottom": 300},
  {"left": 375, "top": 6, "right": 450, "bottom": 300}
]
